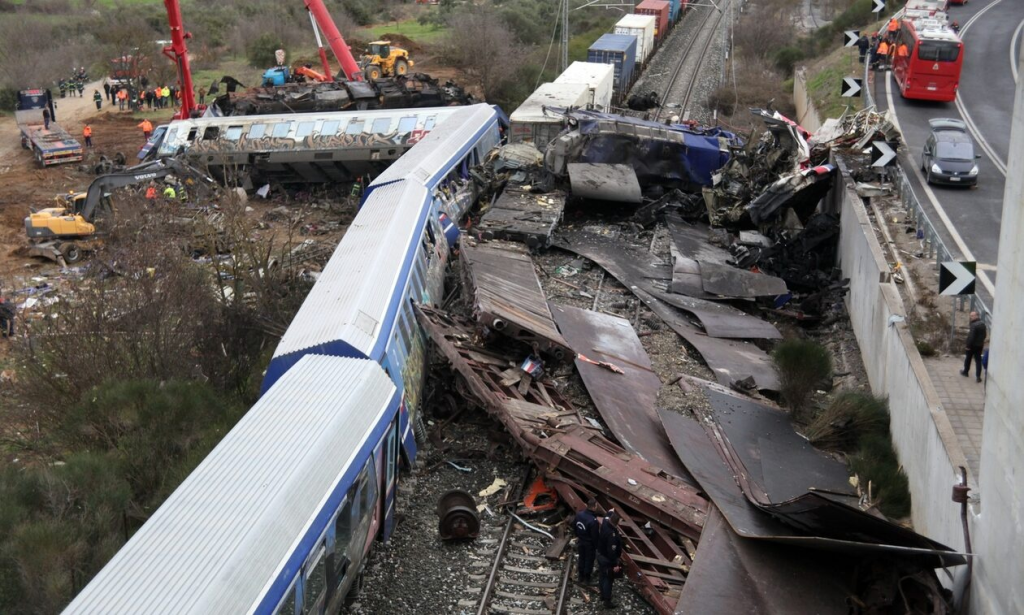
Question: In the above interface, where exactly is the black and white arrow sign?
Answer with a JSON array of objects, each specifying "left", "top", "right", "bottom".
[
  {"left": 871, "top": 141, "right": 897, "bottom": 167},
  {"left": 872, "top": 0, "right": 885, "bottom": 13},
  {"left": 939, "top": 261, "right": 976, "bottom": 296},
  {"left": 841, "top": 77, "right": 862, "bottom": 98},
  {"left": 844, "top": 30, "right": 860, "bottom": 47}
]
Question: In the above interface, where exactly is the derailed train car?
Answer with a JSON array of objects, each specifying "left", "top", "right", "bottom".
[{"left": 63, "top": 104, "right": 503, "bottom": 615}]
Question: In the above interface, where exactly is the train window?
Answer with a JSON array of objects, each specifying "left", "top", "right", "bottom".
[
  {"left": 371, "top": 117, "right": 392, "bottom": 134},
  {"left": 203, "top": 126, "right": 220, "bottom": 140},
  {"left": 225, "top": 126, "right": 244, "bottom": 141},
  {"left": 296, "top": 121, "right": 316, "bottom": 138},
  {"left": 187, "top": 128, "right": 198, "bottom": 142},
  {"left": 398, "top": 303, "right": 414, "bottom": 349},
  {"left": 424, "top": 116, "right": 437, "bottom": 130},
  {"left": 346, "top": 121, "right": 364, "bottom": 135},
  {"left": 335, "top": 497, "right": 354, "bottom": 558},
  {"left": 397, "top": 116, "right": 418, "bottom": 134},
  {"left": 321, "top": 120, "right": 340, "bottom": 135},
  {"left": 303, "top": 547, "right": 327, "bottom": 614},
  {"left": 272, "top": 123, "right": 291, "bottom": 138},
  {"left": 248, "top": 124, "right": 267, "bottom": 139},
  {"left": 275, "top": 579, "right": 298, "bottom": 615}
]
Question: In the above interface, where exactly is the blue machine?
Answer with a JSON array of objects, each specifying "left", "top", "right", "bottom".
[{"left": 262, "top": 66, "right": 290, "bottom": 87}]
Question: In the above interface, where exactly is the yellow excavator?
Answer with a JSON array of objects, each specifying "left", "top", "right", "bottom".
[
  {"left": 24, "top": 159, "right": 208, "bottom": 264},
  {"left": 361, "top": 41, "right": 414, "bottom": 80}
]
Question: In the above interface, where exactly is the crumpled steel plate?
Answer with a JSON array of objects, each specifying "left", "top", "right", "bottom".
[{"left": 567, "top": 162, "right": 643, "bottom": 203}]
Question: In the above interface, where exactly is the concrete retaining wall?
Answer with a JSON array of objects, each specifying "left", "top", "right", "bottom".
[
  {"left": 831, "top": 155, "right": 970, "bottom": 569},
  {"left": 793, "top": 68, "right": 822, "bottom": 134}
]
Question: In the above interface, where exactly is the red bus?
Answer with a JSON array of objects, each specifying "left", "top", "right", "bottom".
[{"left": 892, "top": 19, "right": 963, "bottom": 102}]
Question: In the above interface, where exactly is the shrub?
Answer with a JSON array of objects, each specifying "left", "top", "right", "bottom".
[
  {"left": 805, "top": 390, "right": 889, "bottom": 451},
  {"left": 916, "top": 340, "right": 936, "bottom": 357},
  {"left": 772, "top": 338, "right": 833, "bottom": 419},
  {"left": 247, "top": 32, "right": 284, "bottom": 68},
  {"left": 851, "top": 433, "right": 911, "bottom": 518},
  {"left": 773, "top": 46, "right": 805, "bottom": 77}
]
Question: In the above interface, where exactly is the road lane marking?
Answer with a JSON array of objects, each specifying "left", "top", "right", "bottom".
[
  {"left": 885, "top": 73, "right": 998, "bottom": 298},
  {"left": 1012, "top": 18, "right": 1023, "bottom": 83}
]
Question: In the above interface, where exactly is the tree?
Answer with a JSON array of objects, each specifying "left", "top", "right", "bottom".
[{"left": 443, "top": 7, "right": 528, "bottom": 105}]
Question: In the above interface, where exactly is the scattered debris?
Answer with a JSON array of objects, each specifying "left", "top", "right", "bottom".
[
  {"left": 477, "top": 185, "right": 566, "bottom": 248},
  {"left": 437, "top": 490, "right": 481, "bottom": 541}
]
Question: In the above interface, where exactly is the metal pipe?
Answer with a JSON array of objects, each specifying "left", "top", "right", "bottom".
[{"left": 510, "top": 512, "right": 555, "bottom": 539}]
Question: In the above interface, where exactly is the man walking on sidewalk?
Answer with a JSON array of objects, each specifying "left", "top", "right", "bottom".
[{"left": 961, "top": 311, "right": 987, "bottom": 383}]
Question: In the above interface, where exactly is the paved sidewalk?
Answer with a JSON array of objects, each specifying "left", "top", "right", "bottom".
[{"left": 925, "top": 354, "right": 986, "bottom": 478}]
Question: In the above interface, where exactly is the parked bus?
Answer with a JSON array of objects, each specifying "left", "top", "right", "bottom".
[{"left": 891, "top": 18, "right": 963, "bottom": 102}]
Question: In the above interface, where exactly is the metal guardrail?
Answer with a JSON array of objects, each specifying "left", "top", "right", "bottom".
[{"left": 861, "top": 58, "right": 991, "bottom": 328}]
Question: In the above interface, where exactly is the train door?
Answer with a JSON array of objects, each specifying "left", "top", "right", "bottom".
[{"left": 382, "top": 418, "right": 401, "bottom": 540}]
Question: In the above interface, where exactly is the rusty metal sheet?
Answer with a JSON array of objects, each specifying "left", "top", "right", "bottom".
[
  {"left": 632, "top": 288, "right": 779, "bottom": 392},
  {"left": 549, "top": 303, "right": 695, "bottom": 484},
  {"left": 567, "top": 162, "right": 642, "bottom": 203},
  {"left": 556, "top": 231, "right": 781, "bottom": 340},
  {"left": 461, "top": 242, "right": 571, "bottom": 361},
  {"left": 664, "top": 212, "right": 731, "bottom": 266},
  {"left": 702, "top": 385, "right": 856, "bottom": 502},
  {"left": 676, "top": 507, "right": 853, "bottom": 615},
  {"left": 658, "top": 407, "right": 967, "bottom": 567},
  {"left": 478, "top": 185, "right": 565, "bottom": 248},
  {"left": 699, "top": 262, "right": 789, "bottom": 299}
]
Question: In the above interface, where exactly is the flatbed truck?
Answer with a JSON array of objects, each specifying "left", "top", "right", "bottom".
[{"left": 16, "top": 89, "right": 83, "bottom": 167}]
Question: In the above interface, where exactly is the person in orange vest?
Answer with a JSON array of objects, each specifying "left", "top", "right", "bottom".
[
  {"left": 876, "top": 40, "right": 890, "bottom": 69},
  {"left": 145, "top": 182, "right": 158, "bottom": 200},
  {"left": 117, "top": 88, "right": 128, "bottom": 111},
  {"left": 138, "top": 119, "right": 153, "bottom": 140},
  {"left": 887, "top": 17, "right": 899, "bottom": 41},
  {"left": 82, "top": 124, "right": 93, "bottom": 148},
  {"left": 896, "top": 43, "right": 909, "bottom": 61}
]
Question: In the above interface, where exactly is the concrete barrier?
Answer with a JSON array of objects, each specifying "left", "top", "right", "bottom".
[
  {"left": 793, "top": 68, "right": 822, "bottom": 134},
  {"left": 831, "top": 154, "right": 971, "bottom": 571}
]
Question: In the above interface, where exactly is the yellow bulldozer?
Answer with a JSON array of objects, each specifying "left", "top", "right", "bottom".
[{"left": 361, "top": 41, "right": 413, "bottom": 81}]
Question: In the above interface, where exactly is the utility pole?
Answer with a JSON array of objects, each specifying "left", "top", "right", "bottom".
[{"left": 561, "top": 0, "right": 570, "bottom": 73}]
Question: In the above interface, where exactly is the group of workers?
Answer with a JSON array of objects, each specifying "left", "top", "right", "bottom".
[
  {"left": 856, "top": 14, "right": 960, "bottom": 70},
  {"left": 574, "top": 499, "right": 624, "bottom": 610},
  {"left": 144, "top": 179, "right": 188, "bottom": 202}
]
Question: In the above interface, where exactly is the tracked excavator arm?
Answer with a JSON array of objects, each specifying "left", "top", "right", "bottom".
[{"left": 78, "top": 159, "right": 210, "bottom": 222}]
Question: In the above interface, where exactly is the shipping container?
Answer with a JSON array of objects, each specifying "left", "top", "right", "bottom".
[
  {"left": 636, "top": 0, "right": 670, "bottom": 40},
  {"left": 667, "top": 0, "right": 682, "bottom": 23},
  {"left": 554, "top": 62, "right": 615, "bottom": 111},
  {"left": 508, "top": 82, "right": 590, "bottom": 146},
  {"left": 587, "top": 34, "right": 638, "bottom": 99},
  {"left": 614, "top": 14, "right": 656, "bottom": 65}
]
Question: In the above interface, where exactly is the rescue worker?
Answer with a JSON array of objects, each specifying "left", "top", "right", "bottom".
[
  {"left": 138, "top": 118, "right": 153, "bottom": 140},
  {"left": 162, "top": 185, "right": 177, "bottom": 199},
  {"left": 896, "top": 42, "right": 909, "bottom": 63},
  {"left": 198, "top": 86, "right": 206, "bottom": 105},
  {"left": 161, "top": 85, "right": 171, "bottom": 107},
  {"left": 58, "top": 79, "right": 67, "bottom": 98},
  {"left": 596, "top": 509, "right": 623, "bottom": 610},
  {"left": 117, "top": 88, "right": 127, "bottom": 111},
  {"left": 876, "top": 39, "right": 890, "bottom": 69},
  {"left": 42, "top": 107, "right": 50, "bottom": 130},
  {"left": 951, "top": 21, "right": 961, "bottom": 35},
  {"left": 574, "top": 499, "right": 601, "bottom": 585},
  {"left": 145, "top": 182, "right": 158, "bottom": 200},
  {"left": 103, "top": 80, "right": 112, "bottom": 103},
  {"left": 887, "top": 17, "right": 899, "bottom": 41},
  {"left": 83, "top": 124, "right": 92, "bottom": 148},
  {"left": 76, "top": 81, "right": 84, "bottom": 97},
  {"left": 856, "top": 35, "right": 870, "bottom": 63},
  {"left": 93, "top": 89, "right": 103, "bottom": 111}
]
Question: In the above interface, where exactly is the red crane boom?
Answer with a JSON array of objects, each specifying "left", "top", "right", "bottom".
[
  {"left": 162, "top": 0, "right": 197, "bottom": 118},
  {"left": 303, "top": 0, "right": 364, "bottom": 81}
]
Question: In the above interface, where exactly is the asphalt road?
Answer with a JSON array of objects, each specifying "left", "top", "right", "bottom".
[{"left": 875, "top": 0, "right": 1024, "bottom": 309}]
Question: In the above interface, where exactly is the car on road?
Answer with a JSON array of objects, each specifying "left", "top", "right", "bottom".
[{"left": 922, "top": 118, "right": 980, "bottom": 186}]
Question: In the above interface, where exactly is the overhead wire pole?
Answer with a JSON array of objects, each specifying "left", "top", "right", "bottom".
[{"left": 561, "top": 0, "right": 570, "bottom": 73}]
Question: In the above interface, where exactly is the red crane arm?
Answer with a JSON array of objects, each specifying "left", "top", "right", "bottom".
[
  {"left": 303, "top": 0, "right": 364, "bottom": 81},
  {"left": 162, "top": 0, "right": 197, "bottom": 118}
]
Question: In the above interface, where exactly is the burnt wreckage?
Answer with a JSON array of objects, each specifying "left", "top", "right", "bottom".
[
  {"left": 207, "top": 72, "right": 474, "bottom": 116},
  {"left": 411, "top": 106, "right": 964, "bottom": 613}
]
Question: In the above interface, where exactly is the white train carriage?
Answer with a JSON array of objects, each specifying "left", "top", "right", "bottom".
[{"left": 64, "top": 355, "right": 401, "bottom": 615}]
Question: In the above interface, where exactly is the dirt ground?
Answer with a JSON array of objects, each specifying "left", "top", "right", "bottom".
[{"left": 0, "top": 81, "right": 177, "bottom": 281}]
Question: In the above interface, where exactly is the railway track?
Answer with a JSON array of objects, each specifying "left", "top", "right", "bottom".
[
  {"left": 654, "top": 0, "right": 731, "bottom": 122},
  {"left": 458, "top": 472, "right": 577, "bottom": 615}
]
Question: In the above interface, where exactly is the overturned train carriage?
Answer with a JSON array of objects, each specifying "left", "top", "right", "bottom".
[{"left": 64, "top": 104, "right": 503, "bottom": 615}]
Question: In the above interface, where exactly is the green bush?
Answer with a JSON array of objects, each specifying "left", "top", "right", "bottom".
[
  {"left": 916, "top": 340, "right": 936, "bottom": 357},
  {"left": 773, "top": 46, "right": 805, "bottom": 77},
  {"left": 806, "top": 390, "right": 889, "bottom": 451},
  {"left": 772, "top": 338, "right": 833, "bottom": 418},
  {"left": 851, "top": 433, "right": 912, "bottom": 518},
  {"left": 247, "top": 32, "right": 284, "bottom": 68}
]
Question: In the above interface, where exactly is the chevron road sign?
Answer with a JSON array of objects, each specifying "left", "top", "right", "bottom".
[
  {"left": 873, "top": 0, "right": 885, "bottom": 13},
  {"left": 844, "top": 30, "right": 860, "bottom": 47},
  {"left": 939, "top": 261, "right": 977, "bottom": 296},
  {"left": 871, "top": 141, "right": 897, "bottom": 167},
  {"left": 841, "top": 77, "right": 862, "bottom": 97}
]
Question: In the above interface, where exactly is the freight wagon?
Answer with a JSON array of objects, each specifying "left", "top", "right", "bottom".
[{"left": 587, "top": 34, "right": 638, "bottom": 102}]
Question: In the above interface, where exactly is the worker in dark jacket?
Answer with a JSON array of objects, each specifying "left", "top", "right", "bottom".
[
  {"left": 856, "top": 35, "right": 870, "bottom": 63},
  {"left": 596, "top": 509, "right": 623, "bottom": 609},
  {"left": 961, "top": 311, "right": 987, "bottom": 382},
  {"left": 574, "top": 499, "right": 602, "bottom": 585}
]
